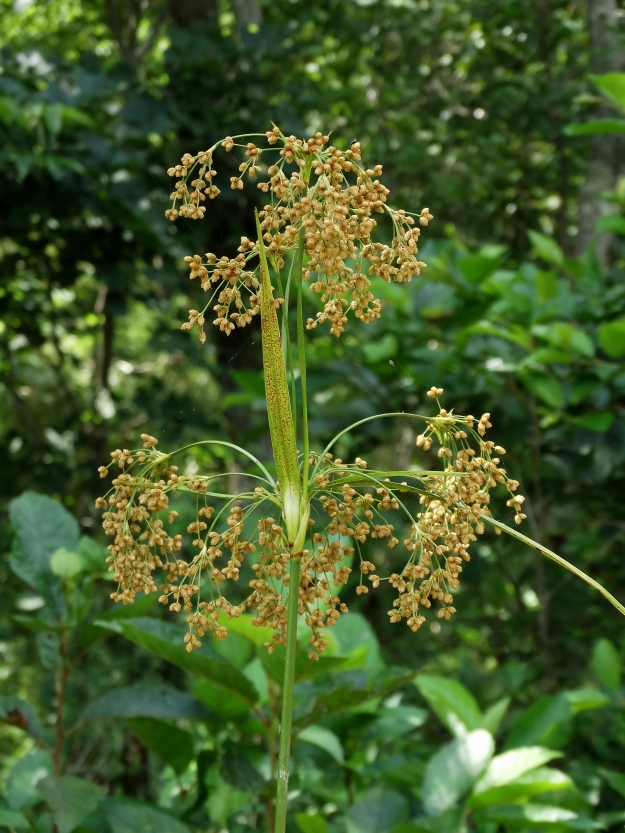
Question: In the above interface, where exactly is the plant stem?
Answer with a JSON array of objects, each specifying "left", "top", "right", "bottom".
[
  {"left": 294, "top": 228, "right": 309, "bottom": 502},
  {"left": 273, "top": 554, "right": 301, "bottom": 833}
]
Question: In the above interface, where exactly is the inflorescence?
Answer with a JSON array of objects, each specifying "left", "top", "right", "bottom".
[
  {"left": 167, "top": 125, "right": 433, "bottom": 339},
  {"left": 96, "top": 392, "right": 525, "bottom": 657}
]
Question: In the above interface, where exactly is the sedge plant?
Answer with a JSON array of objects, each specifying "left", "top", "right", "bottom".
[{"left": 96, "top": 126, "right": 625, "bottom": 833}]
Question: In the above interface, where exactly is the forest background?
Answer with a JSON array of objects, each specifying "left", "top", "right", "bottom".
[{"left": 1, "top": 0, "right": 625, "bottom": 832}]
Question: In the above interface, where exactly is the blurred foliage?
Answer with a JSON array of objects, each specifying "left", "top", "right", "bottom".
[{"left": 1, "top": 0, "right": 625, "bottom": 831}]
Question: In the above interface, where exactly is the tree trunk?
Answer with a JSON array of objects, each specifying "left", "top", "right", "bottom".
[{"left": 576, "top": 0, "right": 624, "bottom": 260}]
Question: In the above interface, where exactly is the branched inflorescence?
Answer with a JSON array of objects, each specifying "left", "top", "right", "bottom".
[
  {"left": 167, "top": 125, "right": 433, "bottom": 338},
  {"left": 97, "top": 391, "right": 525, "bottom": 657}
]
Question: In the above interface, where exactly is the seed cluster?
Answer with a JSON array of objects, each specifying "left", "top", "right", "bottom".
[
  {"left": 167, "top": 126, "right": 432, "bottom": 340},
  {"left": 97, "top": 394, "right": 524, "bottom": 654}
]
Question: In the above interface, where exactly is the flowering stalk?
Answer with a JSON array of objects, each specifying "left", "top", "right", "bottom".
[{"left": 95, "top": 126, "right": 625, "bottom": 833}]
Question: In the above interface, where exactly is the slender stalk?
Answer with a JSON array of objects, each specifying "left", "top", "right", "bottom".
[
  {"left": 274, "top": 554, "right": 302, "bottom": 833},
  {"left": 294, "top": 228, "right": 309, "bottom": 501}
]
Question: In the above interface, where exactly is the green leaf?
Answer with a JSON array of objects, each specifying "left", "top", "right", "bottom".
[
  {"left": 505, "top": 695, "right": 571, "bottom": 749},
  {"left": 221, "top": 739, "right": 265, "bottom": 793},
  {"left": 7, "top": 752, "right": 53, "bottom": 811},
  {"left": 535, "top": 271, "right": 558, "bottom": 302},
  {"left": 422, "top": 730, "right": 495, "bottom": 816},
  {"left": 37, "top": 776, "right": 100, "bottom": 833},
  {"left": 96, "top": 618, "right": 258, "bottom": 706},
  {"left": 373, "top": 706, "right": 428, "bottom": 739},
  {"left": 469, "top": 767, "right": 573, "bottom": 810},
  {"left": 591, "top": 638, "right": 621, "bottom": 690},
  {"left": 392, "top": 808, "right": 466, "bottom": 833},
  {"left": 50, "top": 548, "right": 84, "bottom": 579},
  {"left": 217, "top": 612, "right": 273, "bottom": 646},
  {"left": 573, "top": 412, "right": 615, "bottom": 433},
  {"left": 528, "top": 231, "right": 564, "bottom": 266},
  {"left": 600, "top": 769, "right": 625, "bottom": 800},
  {"left": 598, "top": 319, "right": 625, "bottom": 358},
  {"left": 81, "top": 684, "right": 212, "bottom": 721},
  {"left": 474, "top": 747, "right": 561, "bottom": 794},
  {"left": 482, "top": 697, "right": 510, "bottom": 736},
  {"left": 126, "top": 718, "right": 194, "bottom": 774},
  {"left": 564, "top": 119, "right": 625, "bottom": 135},
  {"left": 192, "top": 679, "right": 251, "bottom": 719},
  {"left": 596, "top": 215, "right": 625, "bottom": 234},
  {"left": 332, "top": 612, "right": 381, "bottom": 669},
  {"left": 295, "top": 670, "right": 416, "bottom": 730},
  {"left": 474, "top": 803, "right": 601, "bottom": 829},
  {"left": 564, "top": 687, "right": 610, "bottom": 713},
  {"left": 101, "top": 798, "right": 190, "bottom": 833},
  {"left": 9, "top": 492, "right": 78, "bottom": 608},
  {"left": 520, "top": 373, "right": 565, "bottom": 409},
  {"left": 457, "top": 254, "right": 501, "bottom": 284},
  {"left": 414, "top": 675, "right": 483, "bottom": 737},
  {"left": 0, "top": 809, "right": 31, "bottom": 829},
  {"left": 296, "top": 813, "right": 329, "bottom": 833},
  {"left": 593, "top": 73, "right": 625, "bottom": 108},
  {"left": 347, "top": 788, "right": 409, "bottom": 833},
  {"left": 36, "top": 632, "right": 61, "bottom": 671},
  {"left": 260, "top": 643, "right": 351, "bottom": 685},
  {"left": 297, "top": 725, "right": 344, "bottom": 763},
  {"left": 0, "top": 696, "right": 44, "bottom": 741},
  {"left": 363, "top": 333, "right": 398, "bottom": 363}
]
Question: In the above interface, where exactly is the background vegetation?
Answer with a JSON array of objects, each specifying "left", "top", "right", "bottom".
[{"left": 1, "top": 0, "right": 625, "bottom": 831}]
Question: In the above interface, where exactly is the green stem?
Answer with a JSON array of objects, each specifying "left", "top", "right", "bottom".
[
  {"left": 295, "top": 227, "right": 309, "bottom": 501},
  {"left": 274, "top": 555, "right": 301, "bottom": 833}
]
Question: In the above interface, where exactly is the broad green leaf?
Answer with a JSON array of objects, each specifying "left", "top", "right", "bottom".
[
  {"left": 96, "top": 618, "right": 257, "bottom": 705},
  {"left": 600, "top": 769, "right": 625, "bottom": 800},
  {"left": 392, "top": 808, "right": 466, "bottom": 833},
  {"left": 0, "top": 809, "right": 31, "bottom": 829},
  {"left": 81, "top": 684, "right": 212, "bottom": 721},
  {"left": 36, "top": 631, "right": 61, "bottom": 671},
  {"left": 9, "top": 492, "right": 77, "bottom": 609},
  {"left": 564, "top": 119, "right": 625, "bottom": 135},
  {"left": 297, "top": 725, "right": 344, "bottom": 763},
  {"left": 79, "top": 593, "right": 157, "bottom": 647},
  {"left": 260, "top": 643, "right": 351, "bottom": 685},
  {"left": 221, "top": 739, "right": 265, "bottom": 793},
  {"left": 457, "top": 254, "right": 501, "bottom": 284},
  {"left": 596, "top": 215, "right": 625, "bottom": 234},
  {"left": 414, "top": 675, "right": 482, "bottom": 737},
  {"left": 422, "top": 730, "right": 494, "bottom": 816},
  {"left": 534, "top": 322, "right": 594, "bottom": 358},
  {"left": 591, "top": 638, "right": 621, "bottom": 690},
  {"left": 7, "top": 751, "right": 53, "bottom": 811},
  {"left": 474, "top": 803, "right": 601, "bottom": 829},
  {"left": 564, "top": 687, "right": 610, "bottom": 713},
  {"left": 296, "top": 813, "right": 329, "bottom": 833},
  {"left": 126, "top": 718, "right": 194, "bottom": 773},
  {"left": 50, "top": 548, "right": 84, "bottom": 579},
  {"left": 0, "top": 696, "right": 44, "bottom": 741},
  {"left": 520, "top": 373, "right": 564, "bottom": 409},
  {"left": 474, "top": 747, "right": 561, "bottom": 793},
  {"left": 347, "top": 788, "right": 409, "bottom": 833},
  {"left": 210, "top": 629, "right": 255, "bottom": 669},
  {"left": 101, "top": 798, "right": 190, "bottom": 833},
  {"left": 593, "top": 73, "right": 625, "bottom": 108},
  {"left": 217, "top": 611, "right": 273, "bottom": 646},
  {"left": 535, "top": 271, "right": 558, "bottom": 302},
  {"left": 573, "top": 412, "right": 615, "bottom": 432},
  {"left": 482, "top": 697, "right": 510, "bottom": 736},
  {"left": 505, "top": 695, "right": 571, "bottom": 749},
  {"left": 205, "top": 778, "right": 248, "bottom": 827},
  {"left": 37, "top": 776, "right": 100, "bottom": 833},
  {"left": 192, "top": 680, "right": 251, "bottom": 719},
  {"left": 332, "top": 612, "right": 381, "bottom": 669},
  {"left": 295, "top": 670, "right": 416, "bottom": 730},
  {"left": 598, "top": 319, "right": 625, "bottom": 358},
  {"left": 373, "top": 706, "right": 428, "bottom": 739},
  {"left": 469, "top": 767, "right": 573, "bottom": 810},
  {"left": 528, "top": 231, "right": 563, "bottom": 266},
  {"left": 363, "top": 333, "right": 398, "bottom": 363}
]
